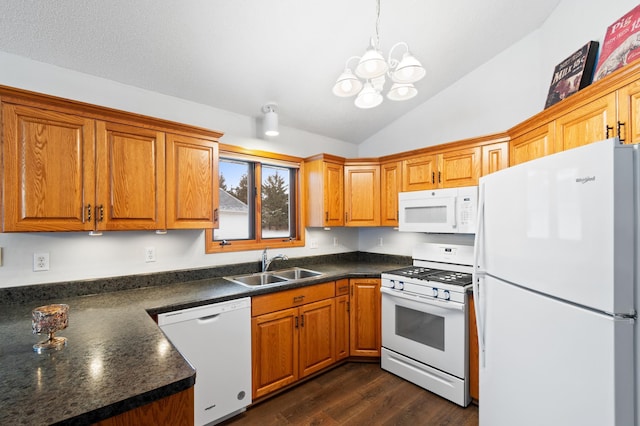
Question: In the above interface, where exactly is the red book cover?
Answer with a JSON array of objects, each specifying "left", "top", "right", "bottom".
[
  {"left": 544, "top": 41, "right": 599, "bottom": 109},
  {"left": 594, "top": 4, "right": 640, "bottom": 81}
]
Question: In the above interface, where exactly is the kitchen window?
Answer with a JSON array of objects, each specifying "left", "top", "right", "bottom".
[{"left": 205, "top": 146, "right": 304, "bottom": 253}]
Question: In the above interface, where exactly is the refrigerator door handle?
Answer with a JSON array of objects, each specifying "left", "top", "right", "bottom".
[{"left": 473, "top": 181, "right": 486, "bottom": 368}]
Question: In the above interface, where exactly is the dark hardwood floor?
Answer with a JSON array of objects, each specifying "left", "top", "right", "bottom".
[{"left": 222, "top": 362, "right": 479, "bottom": 425}]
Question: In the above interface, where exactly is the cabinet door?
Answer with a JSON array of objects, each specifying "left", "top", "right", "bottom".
[
  {"left": 616, "top": 80, "right": 640, "bottom": 144},
  {"left": 2, "top": 103, "right": 96, "bottom": 231},
  {"left": 95, "top": 122, "right": 166, "bottom": 230},
  {"left": 510, "top": 122, "right": 555, "bottom": 166},
  {"left": 402, "top": 154, "right": 437, "bottom": 191},
  {"left": 166, "top": 134, "right": 219, "bottom": 229},
  {"left": 554, "top": 92, "right": 616, "bottom": 151},
  {"left": 335, "top": 294, "right": 350, "bottom": 361},
  {"left": 299, "top": 299, "right": 335, "bottom": 378},
  {"left": 380, "top": 161, "right": 401, "bottom": 227},
  {"left": 349, "top": 278, "right": 381, "bottom": 357},
  {"left": 323, "top": 162, "right": 344, "bottom": 227},
  {"left": 481, "top": 141, "right": 509, "bottom": 176},
  {"left": 252, "top": 308, "right": 299, "bottom": 399},
  {"left": 438, "top": 146, "right": 481, "bottom": 188},
  {"left": 344, "top": 164, "right": 380, "bottom": 226}
]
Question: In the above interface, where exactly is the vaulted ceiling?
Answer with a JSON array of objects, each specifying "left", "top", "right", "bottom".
[{"left": 0, "top": 0, "right": 561, "bottom": 143}]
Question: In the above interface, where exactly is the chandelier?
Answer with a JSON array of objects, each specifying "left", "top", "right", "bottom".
[{"left": 332, "top": 0, "right": 425, "bottom": 109}]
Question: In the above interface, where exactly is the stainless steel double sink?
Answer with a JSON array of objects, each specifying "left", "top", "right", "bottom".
[{"left": 224, "top": 267, "right": 323, "bottom": 287}]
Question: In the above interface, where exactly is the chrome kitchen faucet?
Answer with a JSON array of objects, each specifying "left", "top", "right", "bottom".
[{"left": 261, "top": 247, "right": 288, "bottom": 272}]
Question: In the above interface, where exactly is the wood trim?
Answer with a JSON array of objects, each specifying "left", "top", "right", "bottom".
[
  {"left": 378, "top": 132, "right": 510, "bottom": 163},
  {"left": 303, "top": 153, "right": 346, "bottom": 164},
  {"left": 219, "top": 143, "right": 302, "bottom": 164}
]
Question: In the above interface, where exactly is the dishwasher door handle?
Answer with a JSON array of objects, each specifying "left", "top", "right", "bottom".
[{"left": 198, "top": 313, "right": 221, "bottom": 323}]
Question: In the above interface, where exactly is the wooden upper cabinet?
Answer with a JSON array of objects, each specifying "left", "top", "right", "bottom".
[
  {"left": 1, "top": 88, "right": 224, "bottom": 233},
  {"left": 304, "top": 156, "right": 344, "bottom": 227},
  {"left": 380, "top": 161, "right": 402, "bottom": 226},
  {"left": 481, "top": 141, "right": 509, "bottom": 176},
  {"left": 438, "top": 146, "right": 481, "bottom": 188},
  {"left": 510, "top": 122, "right": 555, "bottom": 166},
  {"left": 402, "top": 154, "right": 437, "bottom": 191},
  {"left": 95, "top": 122, "right": 166, "bottom": 231},
  {"left": 344, "top": 163, "right": 380, "bottom": 226},
  {"left": 165, "top": 133, "right": 219, "bottom": 229},
  {"left": 554, "top": 91, "right": 617, "bottom": 151},
  {"left": 324, "top": 162, "right": 345, "bottom": 226},
  {"left": 2, "top": 103, "right": 96, "bottom": 231},
  {"left": 616, "top": 80, "right": 640, "bottom": 144}
]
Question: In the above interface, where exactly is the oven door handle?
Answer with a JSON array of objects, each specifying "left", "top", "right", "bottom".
[{"left": 381, "top": 287, "right": 465, "bottom": 312}]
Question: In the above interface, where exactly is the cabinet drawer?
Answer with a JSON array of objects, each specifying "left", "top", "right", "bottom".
[
  {"left": 335, "top": 279, "right": 349, "bottom": 296},
  {"left": 252, "top": 282, "right": 335, "bottom": 316}
]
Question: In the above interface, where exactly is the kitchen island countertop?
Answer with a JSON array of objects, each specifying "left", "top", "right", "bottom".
[{"left": 0, "top": 260, "right": 404, "bottom": 425}]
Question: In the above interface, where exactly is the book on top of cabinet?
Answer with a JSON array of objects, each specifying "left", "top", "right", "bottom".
[
  {"left": 594, "top": 4, "right": 640, "bottom": 81},
  {"left": 544, "top": 41, "right": 599, "bottom": 109}
]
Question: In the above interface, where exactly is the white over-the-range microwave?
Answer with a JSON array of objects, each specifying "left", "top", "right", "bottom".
[{"left": 398, "top": 185, "right": 478, "bottom": 234}]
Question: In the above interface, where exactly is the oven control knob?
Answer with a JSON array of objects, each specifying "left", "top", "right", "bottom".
[
  {"left": 432, "top": 288, "right": 439, "bottom": 298},
  {"left": 396, "top": 281, "right": 404, "bottom": 290},
  {"left": 442, "top": 290, "right": 451, "bottom": 300}
]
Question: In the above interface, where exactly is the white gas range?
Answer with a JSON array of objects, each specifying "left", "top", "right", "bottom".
[{"left": 380, "top": 243, "right": 473, "bottom": 407}]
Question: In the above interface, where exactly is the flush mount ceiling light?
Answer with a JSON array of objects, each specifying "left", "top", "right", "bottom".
[
  {"left": 262, "top": 104, "right": 279, "bottom": 137},
  {"left": 332, "top": 0, "right": 425, "bottom": 109}
]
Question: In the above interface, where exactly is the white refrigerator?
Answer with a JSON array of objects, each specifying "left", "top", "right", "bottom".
[{"left": 473, "top": 138, "right": 638, "bottom": 426}]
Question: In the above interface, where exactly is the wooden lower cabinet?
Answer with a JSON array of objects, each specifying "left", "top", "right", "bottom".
[
  {"left": 251, "top": 282, "right": 336, "bottom": 399},
  {"left": 299, "top": 299, "right": 336, "bottom": 377},
  {"left": 93, "top": 387, "right": 194, "bottom": 426},
  {"left": 349, "top": 278, "right": 381, "bottom": 357},
  {"left": 252, "top": 307, "right": 299, "bottom": 399}
]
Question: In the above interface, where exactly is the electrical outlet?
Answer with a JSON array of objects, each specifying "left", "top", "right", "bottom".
[
  {"left": 33, "top": 252, "right": 49, "bottom": 272},
  {"left": 309, "top": 239, "right": 318, "bottom": 249},
  {"left": 333, "top": 237, "right": 339, "bottom": 246},
  {"left": 144, "top": 247, "right": 156, "bottom": 263},
  {"left": 378, "top": 237, "right": 384, "bottom": 246}
]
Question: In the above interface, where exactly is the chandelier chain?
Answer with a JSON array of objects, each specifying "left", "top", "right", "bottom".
[{"left": 375, "top": 0, "right": 381, "bottom": 47}]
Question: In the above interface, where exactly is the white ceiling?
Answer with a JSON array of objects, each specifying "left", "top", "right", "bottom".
[{"left": 0, "top": 0, "right": 561, "bottom": 144}]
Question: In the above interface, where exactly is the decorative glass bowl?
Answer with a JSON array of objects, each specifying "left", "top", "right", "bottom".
[{"left": 32, "top": 304, "right": 69, "bottom": 353}]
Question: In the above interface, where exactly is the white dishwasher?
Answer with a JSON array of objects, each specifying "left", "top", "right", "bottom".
[{"left": 158, "top": 297, "right": 252, "bottom": 426}]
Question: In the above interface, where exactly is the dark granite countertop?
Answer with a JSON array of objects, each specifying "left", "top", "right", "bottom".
[{"left": 0, "top": 255, "right": 409, "bottom": 425}]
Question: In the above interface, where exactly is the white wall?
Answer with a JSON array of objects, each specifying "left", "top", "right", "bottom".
[{"left": 358, "top": 0, "right": 640, "bottom": 158}]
